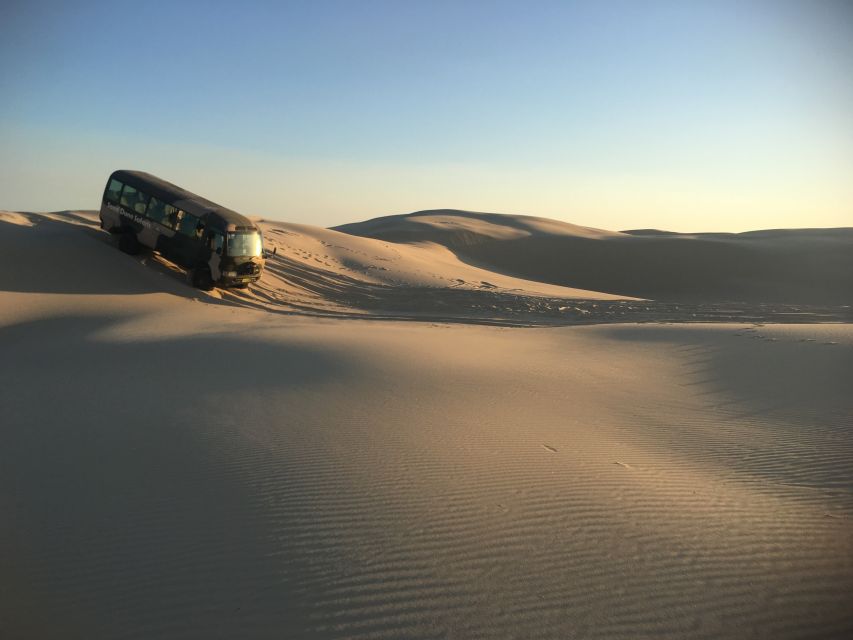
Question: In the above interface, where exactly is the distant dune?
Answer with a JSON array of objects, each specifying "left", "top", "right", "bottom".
[{"left": 335, "top": 209, "right": 853, "bottom": 305}]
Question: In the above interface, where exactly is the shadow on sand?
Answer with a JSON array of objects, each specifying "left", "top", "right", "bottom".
[
  {"left": 0, "top": 212, "right": 216, "bottom": 300},
  {"left": 0, "top": 313, "right": 359, "bottom": 639}
]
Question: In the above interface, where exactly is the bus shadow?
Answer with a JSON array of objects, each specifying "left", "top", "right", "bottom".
[
  {"left": 0, "top": 211, "right": 165, "bottom": 295},
  {"left": 0, "top": 211, "right": 238, "bottom": 308}
]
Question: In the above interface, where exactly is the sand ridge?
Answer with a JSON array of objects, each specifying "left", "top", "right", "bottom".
[
  {"left": 3, "top": 210, "right": 849, "bottom": 325},
  {"left": 337, "top": 209, "right": 853, "bottom": 306}
]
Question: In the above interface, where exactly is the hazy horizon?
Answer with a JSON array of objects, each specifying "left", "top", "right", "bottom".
[{"left": 1, "top": 0, "right": 851, "bottom": 232}]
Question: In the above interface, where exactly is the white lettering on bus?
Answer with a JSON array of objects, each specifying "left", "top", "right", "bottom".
[{"left": 107, "top": 201, "right": 153, "bottom": 229}]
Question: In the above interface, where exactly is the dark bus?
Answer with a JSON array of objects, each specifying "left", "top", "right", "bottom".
[{"left": 99, "top": 170, "right": 265, "bottom": 290}]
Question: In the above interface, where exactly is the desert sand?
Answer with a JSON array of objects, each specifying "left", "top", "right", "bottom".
[{"left": 1, "top": 209, "right": 851, "bottom": 639}]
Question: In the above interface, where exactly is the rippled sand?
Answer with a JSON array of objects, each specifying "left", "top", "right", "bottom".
[{"left": 1, "top": 211, "right": 851, "bottom": 639}]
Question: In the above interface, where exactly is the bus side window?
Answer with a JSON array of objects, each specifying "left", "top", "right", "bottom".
[
  {"left": 134, "top": 191, "right": 150, "bottom": 215},
  {"left": 146, "top": 197, "right": 167, "bottom": 225},
  {"left": 164, "top": 205, "right": 180, "bottom": 229},
  {"left": 177, "top": 212, "right": 200, "bottom": 237},
  {"left": 105, "top": 179, "right": 123, "bottom": 203},
  {"left": 120, "top": 184, "right": 138, "bottom": 209}
]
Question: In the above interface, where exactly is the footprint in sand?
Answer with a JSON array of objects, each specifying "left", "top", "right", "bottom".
[
  {"left": 542, "top": 444, "right": 558, "bottom": 453},
  {"left": 614, "top": 461, "right": 632, "bottom": 469}
]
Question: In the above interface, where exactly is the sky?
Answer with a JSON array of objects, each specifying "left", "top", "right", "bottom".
[{"left": 1, "top": 0, "right": 851, "bottom": 231}]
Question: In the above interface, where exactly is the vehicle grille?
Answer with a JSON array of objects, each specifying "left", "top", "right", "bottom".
[{"left": 238, "top": 262, "right": 261, "bottom": 276}]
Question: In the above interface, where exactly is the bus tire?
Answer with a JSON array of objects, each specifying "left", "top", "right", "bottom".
[
  {"left": 192, "top": 266, "right": 214, "bottom": 291},
  {"left": 119, "top": 231, "right": 139, "bottom": 255}
]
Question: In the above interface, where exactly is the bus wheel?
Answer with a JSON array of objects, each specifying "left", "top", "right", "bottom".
[
  {"left": 118, "top": 231, "right": 139, "bottom": 255},
  {"left": 192, "top": 266, "right": 214, "bottom": 291}
]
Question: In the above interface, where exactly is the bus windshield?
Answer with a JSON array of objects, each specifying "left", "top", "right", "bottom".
[{"left": 226, "top": 231, "right": 263, "bottom": 257}]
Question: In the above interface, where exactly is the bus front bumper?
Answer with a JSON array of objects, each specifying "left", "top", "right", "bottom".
[{"left": 220, "top": 272, "right": 262, "bottom": 287}]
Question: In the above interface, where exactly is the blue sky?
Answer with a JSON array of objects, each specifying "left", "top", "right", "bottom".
[{"left": 1, "top": 0, "right": 851, "bottom": 230}]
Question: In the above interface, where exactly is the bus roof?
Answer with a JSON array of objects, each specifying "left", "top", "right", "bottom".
[{"left": 110, "top": 170, "right": 259, "bottom": 231}]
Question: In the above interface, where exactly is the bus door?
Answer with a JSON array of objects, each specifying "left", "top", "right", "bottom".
[
  {"left": 168, "top": 210, "right": 205, "bottom": 268},
  {"left": 204, "top": 228, "right": 225, "bottom": 280}
]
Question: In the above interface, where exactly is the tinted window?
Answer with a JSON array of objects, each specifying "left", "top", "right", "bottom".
[
  {"left": 177, "top": 212, "right": 203, "bottom": 237},
  {"left": 105, "top": 179, "right": 123, "bottom": 203},
  {"left": 163, "top": 204, "right": 180, "bottom": 229},
  {"left": 119, "top": 184, "right": 138, "bottom": 208},
  {"left": 119, "top": 185, "right": 149, "bottom": 214},
  {"left": 133, "top": 191, "right": 150, "bottom": 215},
  {"left": 146, "top": 196, "right": 168, "bottom": 225}
]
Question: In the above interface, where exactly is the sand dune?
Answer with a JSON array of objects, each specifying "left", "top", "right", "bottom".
[
  {"left": 336, "top": 209, "right": 853, "bottom": 305},
  {"left": 1, "top": 209, "right": 852, "bottom": 639},
  {"left": 6, "top": 210, "right": 847, "bottom": 325},
  {"left": 251, "top": 214, "right": 850, "bottom": 324}
]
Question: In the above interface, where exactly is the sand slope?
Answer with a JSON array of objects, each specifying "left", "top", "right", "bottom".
[
  {"left": 5, "top": 210, "right": 847, "bottom": 326},
  {"left": 336, "top": 209, "right": 853, "bottom": 304},
  {"left": 249, "top": 217, "right": 631, "bottom": 321},
  {"left": 1, "top": 210, "right": 852, "bottom": 639}
]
